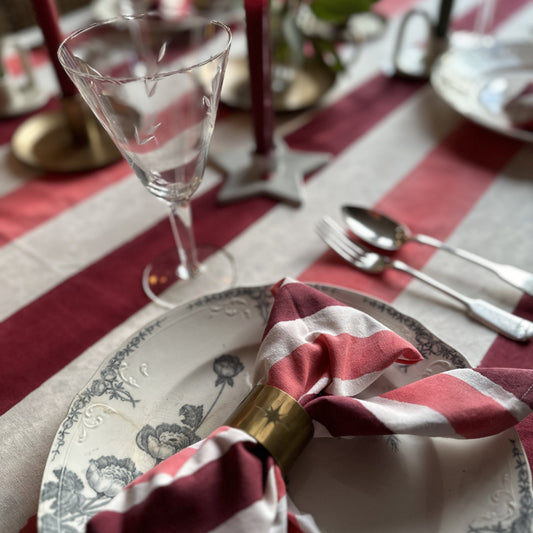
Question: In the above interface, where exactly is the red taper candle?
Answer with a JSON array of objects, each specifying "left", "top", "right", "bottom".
[
  {"left": 244, "top": 0, "right": 274, "bottom": 155},
  {"left": 30, "top": 0, "right": 77, "bottom": 97}
]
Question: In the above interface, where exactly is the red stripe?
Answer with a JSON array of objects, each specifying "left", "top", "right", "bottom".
[
  {"left": 285, "top": 74, "right": 421, "bottom": 157},
  {"left": 18, "top": 515, "right": 37, "bottom": 533},
  {"left": 381, "top": 373, "right": 520, "bottom": 438},
  {"left": 2, "top": 47, "right": 48, "bottom": 77},
  {"left": 305, "top": 395, "right": 393, "bottom": 436}
]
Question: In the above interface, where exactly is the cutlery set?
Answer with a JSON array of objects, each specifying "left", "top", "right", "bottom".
[{"left": 317, "top": 208, "right": 533, "bottom": 342}]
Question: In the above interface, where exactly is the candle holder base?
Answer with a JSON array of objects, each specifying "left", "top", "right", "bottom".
[
  {"left": 11, "top": 99, "right": 121, "bottom": 173},
  {"left": 214, "top": 139, "right": 330, "bottom": 206},
  {"left": 221, "top": 55, "right": 336, "bottom": 113}
]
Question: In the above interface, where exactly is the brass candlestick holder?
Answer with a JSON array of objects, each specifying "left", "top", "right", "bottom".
[{"left": 11, "top": 94, "right": 121, "bottom": 173}]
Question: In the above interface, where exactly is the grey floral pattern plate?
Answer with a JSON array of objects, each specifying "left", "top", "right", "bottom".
[{"left": 38, "top": 284, "right": 533, "bottom": 532}]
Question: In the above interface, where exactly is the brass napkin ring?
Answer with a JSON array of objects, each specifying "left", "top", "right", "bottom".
[{"left": 225, "top": 384, "right": 314, "bottom": 474}]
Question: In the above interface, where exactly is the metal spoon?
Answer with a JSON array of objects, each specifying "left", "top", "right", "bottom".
[{"left": 342, "top": 205, "right": 533, "bottom": 297}]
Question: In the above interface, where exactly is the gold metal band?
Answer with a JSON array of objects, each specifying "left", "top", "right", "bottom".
[{"left": 225, "top": 384, "right": 314, "bottom": 474}]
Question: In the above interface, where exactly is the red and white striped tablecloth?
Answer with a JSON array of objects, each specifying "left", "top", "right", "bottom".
[{"left": 1, "top": 0, "right": 533, "bottom": 531}]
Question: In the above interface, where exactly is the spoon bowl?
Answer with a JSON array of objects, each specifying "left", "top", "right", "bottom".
[{"left": 341, "top": 205, "right": 412, "bottom": 251}]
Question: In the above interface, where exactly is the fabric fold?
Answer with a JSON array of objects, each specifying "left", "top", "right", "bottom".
[{"left": 87, "top": 278, "right": 533, "bottom": 533}]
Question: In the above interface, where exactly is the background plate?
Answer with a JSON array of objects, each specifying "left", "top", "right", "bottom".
[{"left": 431, "top": 34, "right": 533, "bottom": 143}]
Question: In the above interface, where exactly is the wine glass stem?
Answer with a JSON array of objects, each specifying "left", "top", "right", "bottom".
[{"left": 168, "top": 201, "right": 200, "bottom": 281}]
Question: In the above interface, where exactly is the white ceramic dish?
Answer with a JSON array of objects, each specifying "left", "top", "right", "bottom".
[
  {"left": 38, "top": 283, "right": 532, "bottom": 532},
  {"left": 431, "top": 34, "right": 533, "bottom": 143}
]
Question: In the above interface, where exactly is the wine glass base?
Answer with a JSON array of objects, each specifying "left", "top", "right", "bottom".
[{"left": 142, "top": 244, "right": 237, "bottom": 309}]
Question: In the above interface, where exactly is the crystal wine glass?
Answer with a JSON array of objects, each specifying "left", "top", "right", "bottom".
[{"left": 58, "top": 13, "right": 235, "bottom": 307}]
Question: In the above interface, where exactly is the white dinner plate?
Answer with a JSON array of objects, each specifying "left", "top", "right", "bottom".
[
  {"left": 38, "top": 283, "right": 533, "bottom": 532},
  {"left": 431, "top": 33, "right": 533, "bottom": 143}
]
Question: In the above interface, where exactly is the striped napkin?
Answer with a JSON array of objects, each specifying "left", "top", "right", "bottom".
[{"left": 87, "top": 278, "right": 533, "bottom": 533}]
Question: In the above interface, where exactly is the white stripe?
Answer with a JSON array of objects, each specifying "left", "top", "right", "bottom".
[
  {"left": 359, "top": 397, "right": 460, "bottom": 438},
  {"left": 298, "top": 371, "right": 384, "bottom": 400},
  {"left": 325, "top": 372, "right": 383, "bottom": 397},
  {"left": 311, "top": 399, "right": 458, "bottom": 439}
]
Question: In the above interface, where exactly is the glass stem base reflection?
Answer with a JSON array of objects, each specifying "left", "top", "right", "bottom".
[{"left": 142, "top": 244, "right": 237, "bottom": 308}]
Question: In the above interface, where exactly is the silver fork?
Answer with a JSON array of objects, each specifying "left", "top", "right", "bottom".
[{"left": 317, "top": 216, "right": 533, "bottom": 342}]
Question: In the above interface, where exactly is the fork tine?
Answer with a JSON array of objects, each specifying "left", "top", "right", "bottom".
[
  {"left": 322, "top": 217, "right": 367, "bottom": 256},
  {"left": 316, "top": 220, "right": 349, "bottom": 261},
  {"left": 317, "top": 217, "right": 362, "bottom": 264},
  {"left": 316, "top": 219, "right": 347, "bottom": 257},
  {"left": 320, "top": 217, "right": 363, "bottom": 259}
]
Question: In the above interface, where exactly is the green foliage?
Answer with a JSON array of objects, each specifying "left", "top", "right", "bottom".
[
  {"left": 310, "top": 0, "right": 378, "bottom": 24},
  {"left": 269, "top": 0, "right": 380, "bottom": 75}
]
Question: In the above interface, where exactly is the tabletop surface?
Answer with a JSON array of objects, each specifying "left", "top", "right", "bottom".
[{"left": 1, "top": 0, "right": 533, "bottom": 531}]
